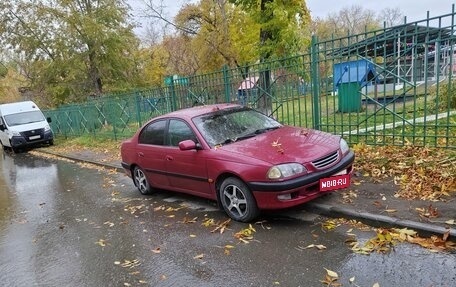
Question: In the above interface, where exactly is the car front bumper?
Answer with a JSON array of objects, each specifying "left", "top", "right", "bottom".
[
  {"left": 247, "top": 151, "right": 355, "bottom": 209},
  {"left": 11, "top": 130, "right": 54, "bottom": 148}
]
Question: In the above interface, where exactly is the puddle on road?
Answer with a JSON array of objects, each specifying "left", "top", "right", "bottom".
[
  {"left": 0, "top": 166, "right": 13, "bottom": 227},
  {"left": 0, "top": 184, "right": 10, "bottom": 216}
]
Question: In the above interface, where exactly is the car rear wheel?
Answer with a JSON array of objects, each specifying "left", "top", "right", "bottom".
[
  {"left": 219, "top": 177, "right": 259, "bottom": 222},
  {"left": 133, "top": 166, "right": 152, "bottom": 195}
]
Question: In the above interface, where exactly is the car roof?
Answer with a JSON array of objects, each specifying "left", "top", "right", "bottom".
[{"left": 157, "top": 103, "right": 243, "bottom": 121}]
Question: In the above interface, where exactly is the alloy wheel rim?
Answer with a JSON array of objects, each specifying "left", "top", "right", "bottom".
[
  {"left": 135, "top": 169, "right": 147, "bottom": 192},
  {"left": 223, "top": 184, "right": 247, "bottom": 217}
]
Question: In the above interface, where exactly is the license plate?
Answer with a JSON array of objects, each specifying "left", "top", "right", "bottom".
[
  {"left": 29, "top": 135, "right": 41, "bottom": 140},
  {"left": 333, "top": 169, "right": 347, "bottom": 176},
  {"left": 319, "top": 174, "right": 350, "bottom": 192}
]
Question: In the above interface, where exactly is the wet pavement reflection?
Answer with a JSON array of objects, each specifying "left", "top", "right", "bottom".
[{"left": 0, "top": 151, "right": 454, "bottom": 287}]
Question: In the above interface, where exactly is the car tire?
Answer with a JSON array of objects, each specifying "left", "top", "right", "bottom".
[
  {"left": 219, "top": 177, "right": 259, "bottom": 222},
  {"left": 133, "top": 166, "right": 153, "bottom": 195}
]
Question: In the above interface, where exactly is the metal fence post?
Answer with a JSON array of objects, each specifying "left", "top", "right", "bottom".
[
  {"left": 311, "top": 35, "right": 321, "bottom": 130},
  {"left": 170, "top": 78, "right": 177, "bottom": 112},
  {"left": 135, "top": 91, "right": 142, "bottom": 128},
  {"left": 165, "top": 75, "right": 178, "bottom": 111},
  {"left": 222, "top": 65, "right": 232, "bottom": 103}
]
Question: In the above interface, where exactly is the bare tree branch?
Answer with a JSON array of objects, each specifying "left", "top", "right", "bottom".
[{"left": 141, "top": 0, "right": 197, "bottom": 35}]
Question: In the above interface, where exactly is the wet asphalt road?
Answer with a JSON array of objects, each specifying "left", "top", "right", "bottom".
[{"left": 0, "top": 151, "right": 455, "bottom": 287}]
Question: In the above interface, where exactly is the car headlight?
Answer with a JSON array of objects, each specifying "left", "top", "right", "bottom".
[
  {"left": 340, "top": 138, "right": 349, "bottom": 155},
  {"left": 11, "top": 130, "right": 21, "bottom": 137},
  {"left": 44, "top": 124, "right": 51, "bottom": 132},
  {"left": 267, "top": 163, "right": 307, "bottom": 179}
]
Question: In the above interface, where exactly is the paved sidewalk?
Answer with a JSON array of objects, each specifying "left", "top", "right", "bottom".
[{"left": 34, "top": 148, "right": 456, "bottom": 237}]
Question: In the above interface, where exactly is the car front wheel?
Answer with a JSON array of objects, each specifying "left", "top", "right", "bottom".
[
  {"left": 133, "top": 166, "right": 152, "bottom": 195},
  {"left": 219, "top": 177, "right": 259, "bottom": 222}
]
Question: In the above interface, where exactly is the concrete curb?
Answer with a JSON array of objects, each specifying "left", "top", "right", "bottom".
[
  {"left": 305, "top": 202, "right": 456, "bottom": 237},
  {"left": 36, "top": 150, "right": 124, "bottom": 173}
]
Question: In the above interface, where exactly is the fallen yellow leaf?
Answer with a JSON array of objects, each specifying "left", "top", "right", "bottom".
[
  {"left": 324, "top": 268, "right": 338, "bottom": 278},
  {"left": 445, "top": 219, "right": 455, "bottom": 225},
  {"left": 95, "top": 239, "right": 107, "bottom": 247},
  {"left": 305, "top": 244, "right": 327, "bottom": 250},
  {"left": 193, "top": 254, "right": 204, "bottom": 260}
]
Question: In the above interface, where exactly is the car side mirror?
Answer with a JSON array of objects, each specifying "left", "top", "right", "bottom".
[
  {"left": 47, "top": 117, "right": 52, "bottom": 123},
  {"left": 0, "top": 124, "right": 5, "bottom": 131},
  {"left": 178, "top": 140, "right": 199, "bottom": 151}
]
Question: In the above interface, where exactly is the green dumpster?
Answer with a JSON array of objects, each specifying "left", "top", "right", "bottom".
[
  {"left": 334, "top": 59, "right": 377, "bottom": 113},
  {"left": 338, "top": 82, "right": 361, "bottom": 112}
]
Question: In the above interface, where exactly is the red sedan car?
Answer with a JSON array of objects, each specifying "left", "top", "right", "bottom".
[{"left": 121, "top": 103, "right": 354, "bottom": 222}]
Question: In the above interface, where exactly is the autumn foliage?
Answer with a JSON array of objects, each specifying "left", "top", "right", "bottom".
[{"left": 353, "top": 144, "right": 456, "bottom": 201}]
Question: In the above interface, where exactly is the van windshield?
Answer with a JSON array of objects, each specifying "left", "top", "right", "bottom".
[{"left": 4, "top": 111, "right": 46, "bottom": 127}]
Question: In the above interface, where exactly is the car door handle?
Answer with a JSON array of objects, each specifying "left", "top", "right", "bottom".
[
  {"left": 166, "top": 155, "right": 173, "bottom": 161},
  {"left": 138, "top": 152, "right": 144, "bottom": 157}
]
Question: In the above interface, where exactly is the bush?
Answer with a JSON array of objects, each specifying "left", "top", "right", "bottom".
[{"left": 430, "top": 81, "right": 456, "bottom": 112}]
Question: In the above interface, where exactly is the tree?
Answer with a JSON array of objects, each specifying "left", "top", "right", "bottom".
[
  {"left": 139, "top": 34, "right": 201, "bottom": 86},
  {"left": 0, "top": 67, "right": 25, "bottom": 104},
  {"left": 378, "top": 7, "right": 404, "bottom": 28},
  {"left": 323, "top": 5, "right": 380, "bottom": 37},
  {"left": 229, "top": 0, "right": 310, "bottom": 60},
  {"left": 173, "top": 0, "right": 260, "bottom": 71},
  {"left": 228, "top": 0, "right": 311, "bottom": 114},
  {"left": 0, "top": 0, "right": 141, "bottom": 106},
  {"left": 311, "top": 5, "right": 404, "bottom": 41}
]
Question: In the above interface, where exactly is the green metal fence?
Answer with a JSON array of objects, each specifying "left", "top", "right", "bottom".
[{"left": 44, "top": 9, "right": 456, "bottom": 148}]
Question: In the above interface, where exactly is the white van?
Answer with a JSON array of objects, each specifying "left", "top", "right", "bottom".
[{"left": 0, "top": 101, "right": 54, "bottom": 152}]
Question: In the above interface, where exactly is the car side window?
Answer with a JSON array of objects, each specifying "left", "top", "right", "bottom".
[
  {"left": 167, "top": 119, "right": 197, "bottom": 146},
  {"left": 139, "top": 120, "right": 166, "bottom": 145}
]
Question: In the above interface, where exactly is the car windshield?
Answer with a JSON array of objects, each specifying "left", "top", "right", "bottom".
[
  {"left": 193, "top": 107, "right": 282, "bottom": 147},
  {"left": 4, "top": 111, "right": 46, "bottom": 127}
]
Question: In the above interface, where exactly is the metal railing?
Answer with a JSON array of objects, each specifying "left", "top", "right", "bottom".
[{"left": 44, "top": 9, "right": 456, "bottom": 148}]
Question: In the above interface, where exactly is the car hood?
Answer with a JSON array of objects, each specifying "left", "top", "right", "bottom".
[{"left": 218, "top": 126, "right": 340, "bottom": 164}]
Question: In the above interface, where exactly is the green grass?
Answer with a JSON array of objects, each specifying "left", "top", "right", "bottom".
[
  {"left": 272, "top": 90, "right": 456, "bottom": 148},
  {"left": 54, "top": 134, "right": 122, "bottom": 149}
]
